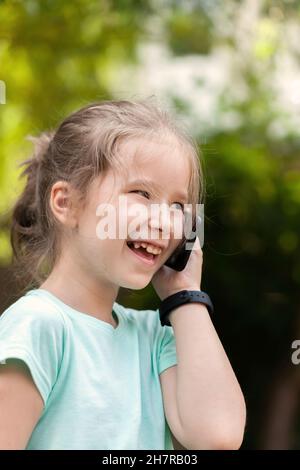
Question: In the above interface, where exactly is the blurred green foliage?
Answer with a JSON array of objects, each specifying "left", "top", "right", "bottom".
[
  {"left": 0, "top": 0, "right": 300, "bottom": 449},
  {"left": 0, "top": 0, "right": 154, "bottom": 264}
]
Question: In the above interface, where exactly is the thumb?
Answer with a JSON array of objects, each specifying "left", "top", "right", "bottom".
[{"left": 193, "top": 236, "right": 202, "bottom": 252}]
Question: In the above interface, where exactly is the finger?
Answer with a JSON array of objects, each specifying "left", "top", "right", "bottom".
[{"left": 193, "top": 236, "right": 202, "bottom": 252}]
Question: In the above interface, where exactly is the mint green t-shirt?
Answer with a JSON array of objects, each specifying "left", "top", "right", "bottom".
[{"left": 0, "top": 288, "right": 178, "bottom": 450}]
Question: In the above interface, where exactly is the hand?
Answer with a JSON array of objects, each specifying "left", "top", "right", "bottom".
[{"left": 151, "top": 236, "right": 203, "bottom": 301}]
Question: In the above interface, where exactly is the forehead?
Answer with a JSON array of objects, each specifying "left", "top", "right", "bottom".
[{"left": 117, "top": 135, "right": 191, "bottom": 184}]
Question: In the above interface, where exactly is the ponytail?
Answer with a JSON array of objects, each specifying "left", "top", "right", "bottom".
[{"left": 10, "top": 131, "right": 55, "bottom": 291}]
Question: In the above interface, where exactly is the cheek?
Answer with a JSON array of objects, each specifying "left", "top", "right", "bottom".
[
  {"left": 98, "top": 239, "right": 127, "bottom": 259},
  {"left": 165, "top": 238, "right": 182, "bottom": 259},
  {"left": 78, "top": 210, "right": 99, "bottom": 239},
  {"left": 80, "top": 239, "right": 121, "bottom": 275},
  {"left": 164, "top": 242, "right": 174, "bottom": 258},
  {"left": 124, "top": 199, "right": 151, "bottom": 228},
  {"left": 170, "top": 211, "right": 185, "bottom": 237}
]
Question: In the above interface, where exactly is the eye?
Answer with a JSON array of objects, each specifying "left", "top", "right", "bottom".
[
  {"left": 130, "top": 190, "right": 150, "bottom": 199},
  {"left": 130, "top": 190, "right": 185, "bottom": 211},
  {"left": 172, "top": 202, "right": 185, "bottom": 212}
]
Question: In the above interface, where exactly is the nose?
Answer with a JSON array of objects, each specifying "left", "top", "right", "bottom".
[{"left": 149, "top": 206, "right": 178, "bottom": 240}]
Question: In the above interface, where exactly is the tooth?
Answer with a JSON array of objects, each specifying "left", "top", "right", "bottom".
[
  {"left": 130, "top": 240, "right": 162, "bottom": 255},
  {"left": 145, "top": 245, "right": 162, "bottom": 255}
]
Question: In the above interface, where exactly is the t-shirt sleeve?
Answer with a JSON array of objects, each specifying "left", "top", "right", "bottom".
[
  {"left": 155, "top": 309, "right": 178, "bottom": 375},
  {"left": 0, "top": 298, "right": 65, "bottom": 408}
]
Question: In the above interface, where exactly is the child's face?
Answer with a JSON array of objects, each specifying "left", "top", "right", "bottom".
[{"left": 72, "top": 136, "right": 191, "bottom": 290}]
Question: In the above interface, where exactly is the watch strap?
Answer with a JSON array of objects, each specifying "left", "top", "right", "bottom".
[{"left": 159, "top": 290, "right": 214, "bottom": 327}]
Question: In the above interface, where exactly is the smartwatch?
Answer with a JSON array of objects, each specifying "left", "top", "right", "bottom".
[{"left": 159, "top": 290, "right": 214, "bottom": 327}]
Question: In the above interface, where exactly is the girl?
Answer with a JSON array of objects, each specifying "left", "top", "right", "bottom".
[{"left": 0, "top": 98, "right": 246, "bottom": 450}]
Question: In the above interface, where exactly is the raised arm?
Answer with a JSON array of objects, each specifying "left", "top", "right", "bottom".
[{"left": 153, "top": 237, "right": 246, "bottom": 449}]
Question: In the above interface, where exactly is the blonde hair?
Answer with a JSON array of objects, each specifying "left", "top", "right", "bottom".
[{"left": 10, "top": 97, "right": 205, "bottom": 291}]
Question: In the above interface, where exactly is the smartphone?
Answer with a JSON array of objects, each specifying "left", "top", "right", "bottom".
[{"left": 164, "top": 214, "right": 202, "bottom": 271}]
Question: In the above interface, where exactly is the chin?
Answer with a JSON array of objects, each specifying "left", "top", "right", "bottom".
[{"left": 121, "top": 276, "right": 151, "bottom": 290}]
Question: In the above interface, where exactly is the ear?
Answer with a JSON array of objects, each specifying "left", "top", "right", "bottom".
[{"left": 49, "top": 180, "right": 80, "bottom": 229}]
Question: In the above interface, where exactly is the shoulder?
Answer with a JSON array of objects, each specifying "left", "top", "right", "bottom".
[
  {"left": 114, "top": 301, "right": 158, "bottom": 324},
  {"left": 0, "top": 292, "right": 67, "bottom": 334},
  {"left": 114, "top": 301, "right": 169, "bottom": 339},
  {"left": 0, "top": 292, "right": 67, "bottom": 408},
  {"left": 115, "top": 301, "right": 177, "bottom": 376}
]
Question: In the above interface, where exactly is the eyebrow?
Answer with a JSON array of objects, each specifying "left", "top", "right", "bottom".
[{"left": 127, "top": 178, "right": 188, "bottom": 201}]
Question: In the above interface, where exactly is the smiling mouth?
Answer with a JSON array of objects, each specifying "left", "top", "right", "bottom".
[{"left": 126, "top": 241, "right": 160, "bottom": 262}]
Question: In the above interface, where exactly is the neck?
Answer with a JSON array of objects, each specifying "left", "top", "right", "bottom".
[{"left": 39, "top": 249, "right": 119, "bottom": 327}]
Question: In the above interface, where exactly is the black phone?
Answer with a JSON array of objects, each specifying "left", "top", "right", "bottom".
[{"left": 164, "top": 214, "right": 201, "bottom": 271}]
